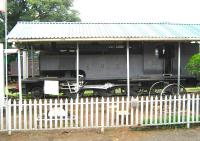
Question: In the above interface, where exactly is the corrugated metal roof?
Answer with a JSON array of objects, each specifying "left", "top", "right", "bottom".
[{"left": 7, "top": 22, "right": 200, "bottom": 42}]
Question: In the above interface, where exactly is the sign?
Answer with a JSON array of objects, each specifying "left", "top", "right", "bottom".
[{"left": 44, "top": 80, "right": 59, "bottom": 95}]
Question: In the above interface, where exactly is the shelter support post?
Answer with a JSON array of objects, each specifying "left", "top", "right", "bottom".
[
  {"left": 22, "top": 50, "right": 28, "bottom": 79},
  {"left": 126, "top": 41, "right": 130, "bottom": 97},
  {"left": 76, "top": 43, "right": 79, "bottom": 94},
  {"left": 0, "top": 43, "right": 5, "bottom": 107},
  {"left": 31, "top": 46, "right": 34, "bottom": 77},
  {"left": 18, "top": 50, "right": 22, "bottom": 101},
  {"left": 177, "top": 42, "right": 181, "bottom": 95}
]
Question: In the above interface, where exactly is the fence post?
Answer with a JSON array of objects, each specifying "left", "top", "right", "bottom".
[{"left": 187, "top": 94, "right": 191, "bottom": 128}]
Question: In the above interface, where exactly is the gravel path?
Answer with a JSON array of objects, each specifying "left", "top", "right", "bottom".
[{"left": 0, "top": 127, "right": 200, "bottom": 141}]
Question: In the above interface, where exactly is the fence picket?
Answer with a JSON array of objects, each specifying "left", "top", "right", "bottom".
[
  {"left": 178, "top": 95, "right": 181, "bottom": 124},
  {"left": 182, "top": 95, "right": 185, "bottom": 123},
  {"left": 196, "top": 95, "right": 199, "bottom": 122},
  {"left": 111, "top": 97, "right": 114, "bottom": 127},
  {"left": 140, "top": 96, "right": 144, "bottom": 125},
  {"left": 150, "top": 96, "right": 153, "bottom": 125},
  {"left": 187, "top": 94, "right": 191, "bottom": 128},
  {"left": 121, "top": 97, "right": 124, "bottom": 126},
  {"left": 192, "top": 94, "right": 195, "bottom": 123},
  {"left": 136, "top": 96, "right": 139, "bottom": 126},
  {"left": 126, "top": 96, "right": 129, "bottom": 126},
  {"left": 39, "top": 99, "right": 42, "bottom": 129},
  {"left": 0, "top": 104, "right": 3, "bottom": 130},
  {"left": 80, "top": 98, "right": 83, "bottom": 128},
  {"left": 91, "top": 98, "right": 94, "bottom": 128},
  {"left": 145, "top": 96, "right": 148, "bottom": 125},
  {"left": 106, "top": 97, "right": 109, "bottom": 127},
  {"left": 169, "top": 95, "right": 172, "bottom": 124},
  {"left": 13, "top": 100, "right": 16, "bottom": 130},
  {"left": 159, "top": 96, "right": 162, "bottom": 124},
  {"left": 24, "top": 100, "right": 27, "bottom": 130},
  {"left": 131, "top": 97, "right": 134, "bottom": 126},
  {"left": 65, "top": 99, "right": 68, "bottom": 128},
  {"left": 86, "top": 98, "right": 88, "bottom": 128},
  {"left": 49, "top": 99, "right": 52, "bottom": 129},
  {"left": 75, "top": 97, "right": 79, "bottom": 128},
  {"left": 60, "top": 99, "right": 63, "bottom": 128},
  {"left": 173, "top": 95, "right": 176, "bottom": 123},
  {"left": 96, "top": 97, "right": 98, "bottom": 128},
  {"left": 70, "top": 98, "right": 73, "bottom": 128},
  {"left": 155, "top": 96, "right": 158, "bottom": 124},
  {"left": 164, "top": 95, "right": 167, "bottom": 124},
  {"left": 33, "top": 99, "right": 37, "bottom": 129},
  {"left": 44, "top": 99, "right": 47, "bottom": 129},
  {"left": 116, "top": 97, "right": 119, "bottom": 127},
  {"left": 19, "top": 100, "right": 22, "bottom": 130},
  {"left": 101, "top": 97, "right": 104, "bottom": 129}
]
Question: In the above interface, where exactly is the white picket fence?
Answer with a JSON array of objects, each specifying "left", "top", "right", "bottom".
[{"left": 0, "top": 93, "right": 200, "bottom": 133}]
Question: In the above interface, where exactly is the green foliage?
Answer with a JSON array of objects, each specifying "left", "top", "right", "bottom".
[
  {"left": 0, "top": 0, "right": 80, "bottom": 41},
  {"left": 186, "top": 53, "right": 200, "bottom": 78}
]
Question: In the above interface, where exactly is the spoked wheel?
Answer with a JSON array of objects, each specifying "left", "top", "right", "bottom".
[
  {"left": 31, "top": 87, "right": 44, "bottom": 99},
  {"left": 161, "top": 83, "right": 187, "bottom": 96},
  {"left": 148, "top": 81, "right": 169, "bottom": 96}
]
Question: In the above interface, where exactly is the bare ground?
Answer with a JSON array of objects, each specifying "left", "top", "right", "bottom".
[{"left": 1, "top": 127, "right": 200, "bottom": 141}]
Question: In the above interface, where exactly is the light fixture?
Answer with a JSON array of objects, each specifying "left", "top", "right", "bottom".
[{"left": 155, "top": 48, "right": 159, "bottom": 57}]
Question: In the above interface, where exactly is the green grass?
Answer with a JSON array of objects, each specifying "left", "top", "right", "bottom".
[{"left": 186, "top": 87, "right": 200, "bottom": 93}]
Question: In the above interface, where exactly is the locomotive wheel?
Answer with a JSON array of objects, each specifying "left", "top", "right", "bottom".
[
  {"left": 161, "top": 83, "right": 187, "bottom": 96},
  {"left": 31, "top": 87, "right": 44, "bottom": 99},
  {"left": 148, "top": 81, "right": 169, "bottom": 96}
]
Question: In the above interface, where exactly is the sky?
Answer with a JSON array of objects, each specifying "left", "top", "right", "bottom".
[{"left": 73, "top": 0, "right": 200, "bottom": 23}]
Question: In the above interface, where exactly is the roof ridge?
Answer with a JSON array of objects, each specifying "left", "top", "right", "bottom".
[{"left": 17, "top": 21, "right": 200, "bottom": 25}]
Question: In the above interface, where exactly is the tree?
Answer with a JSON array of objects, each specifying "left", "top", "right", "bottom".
[
  {"left": 0, "top": 0, "right": 80, "bottom": 41},
  {"left": 186, "top": 53, "right": 200, "bottom": 79}
]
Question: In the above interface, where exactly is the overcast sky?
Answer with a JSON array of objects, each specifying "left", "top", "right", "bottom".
[{"left": 74, "top": 0, "right": 200, "bottom": 23}]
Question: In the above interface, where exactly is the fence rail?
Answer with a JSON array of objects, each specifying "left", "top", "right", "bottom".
[{"left": 0, "top": 94, "right": 200, "bottom": 133}]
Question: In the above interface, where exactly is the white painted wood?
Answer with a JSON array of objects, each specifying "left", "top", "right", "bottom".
[
  {"left": 192, "top": 94, "right": 195, "bottom": 122},
  {"left": 136, "top": 96, "right": 139, "bottom": 126},
  {"left": 145, "top": 96, "right": 148, "bottom": 125},
  {"left": 196, "top": 95, "right": 199, "bottom": 122},
  {"left": 0, "top": 44, "right": 5, "bottom": 105},
  {"left": 39, "top": 99, "right": 42, "bottom": 129},
  {"left": 131, "top": 97, "right": 134, "bottom": 126},
  {"left": 140, "top": 96, "right": 144, "bottom": 125},
  {"left": 80, "top": 98, "right": 83, "bottom": 128},
  {"left": 101, "top": 97, "right": 104, "bottom": 128},
  {"left": 18, "top": 50, "right": 22, "bottom": 101},
  {"left": 29, "top": 100, "right": 32, "bottom": 129},
  {"left": 44, "top": 99, "right": 47, "bottom": 129},
  {"left": 150, "top": 96, "right": 153, "bottom": 125},
  {"left": 173, "top": 95, "right": 176, "bottom": 123},
  {"left": 86, "top": 98, "right": 88, "bottom": 128},
  {"left": 159, "top": 96, "right": 163, "bottom": 124},
  {"left": 54, "top": 99, "right": 58, "bottom": 128},
  {"left": 111, "top": 97, "right": 114, "bottom": 127},
  {"left": 116, "top": 97, "right": 119, "bottom": 127},
  {"left": 18, "top": 100, "right": 22, "bottom": 129},
  {"left": 126, "top": 96, "right": 129, "bottom": 126},
  {"left": 75, "top": 96, "right": 79, "bottom": 128},
  {"left": 24, "top": 100, "right": 27, "bottom": 129},
  {"left": 182, "top": 95, "right": 186, "bottom": 123},
  {"left": 169, "top": 95, "right": 172, "bottom": 124},
  {"left": 91, "top": 98, "right": 94, "bottom": 128},
  {"left": 49, "top": 99, "right": 52, "bottom": 129},
  {"left": 187, "top": 94, "right": 191, "bottom": 128},
  {"left": 178, "top": 95, "right": 181, "bottom": 123},
  {"left": 70, "top": 98, "right": 73, "bottom": 128},
  {"left": 96, "top": 97, "right": 98, "bottom": 128},
  {"left": 8, "top": 100, "right": 11, "bottom": 134},
  {"left": 75, "top": 98, "right": 78, "bottom": 128},
  {"left": 121, "top": 97, "right": 124, "bottom": 126},
  {"left": 13, "top": 100, "right": 16, "bottom": 130},
  {"left": 64, "top": 99, "right": 68, "bottom": 128},
  {"left": 164, "top": 95, "right": 167, "bottom": 124},
  {"left": 155, "top": 96, "right": 158, "bottom": 124},
  {"left": 106, "top": 97, "right": 109, "bottom": 127},
  {"left": 0, "top": 105, "right": 3, "bottom": 130},
  {"left": 60, "top": 99, "right": 63, "bottom": 128},
  {"left": 34, "top": 99, "right": 37, "bottom": 129}
]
